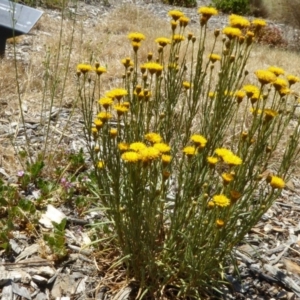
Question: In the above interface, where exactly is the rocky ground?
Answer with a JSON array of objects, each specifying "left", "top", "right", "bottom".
[{"left": 1, "top": 0, "right": 300, "bottom": 299}]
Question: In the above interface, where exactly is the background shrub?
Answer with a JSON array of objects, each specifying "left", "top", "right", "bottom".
[
  {"left": 211, "top": 0, "right": 250, "bottom": 14},
  {"left": 161, "top": 0, "right": 197, "bottom": 7}
]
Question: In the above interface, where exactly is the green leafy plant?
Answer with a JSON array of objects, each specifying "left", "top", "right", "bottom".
[
  {"left": 211, "top": 0, "right": 250, "bottom": 14},
  {"left": 75, "top": 8, "right": 300, "bottom": 298}
]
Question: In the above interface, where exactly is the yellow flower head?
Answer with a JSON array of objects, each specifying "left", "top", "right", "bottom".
[
  {"left": 209, "top": 91, "right": 216, "bottom": 99},
  {"left": 118, "top": 142, "right": 129, "bottom": 152},
  {"left": 142, "top": 62, "right": 163, "bottom": 75},
  {"left": 129, "top": 142, "right": 147, "bottom": 152},
  {"left": 213, "top": 194, "right": 230, "bottom": 207},
  {"left": 155, "top": 37, "right": 171, "bottom": 47},
  {"left": 95, "top": 66, "right": 106, "bottom": 76},
  {"left": 131, "top": 41, "right": 141, "bottom": 52},
  {"left": 161, "top": 154, "right": 172, "bottom": 165},
  {"left": 273, "top": 78, "right": 288, "bottom": 91},
  {"left": 235, "top": 90, "right": 246, "bottom": 103},
  {"left": 222, "top": 173, "right": 234, "bottom": 184},
  {"left": 209, "top": 53, "right": 221, "bottom": 63},
  {"left": 99, "top": 97, "right": 113, "bottom": 109},
  {"left": 216, "top": 219, "right": 225, "bottom": 227},
  {"left": 97, "top": 161, "right": 105, "bottom": 169},
  {"left": 97, "top": 112, "right": 112, "bottom": 122},
  {"left": 121, "top": 57, "right": 134, "bottom": 68},
  {"left": 128, "top": 32, "right": 145, "bottom": 42},
  {"left": 230, "top": 190, "right": 241, "bottom": 202},
  {"left": 268, "top": 66, "right": 285, "bottom": 76},
  {"left": 198, "top": 6, "right": 218, "bottom": 19},
  {"left": 113, "top": 104, "right": 129, "bottom": 116},
  {"left": 121, "top": 151, "right": 140, "bottom": 163},
  {"left": 229, "top": 14, "right": 250, "bottom": 29},
  {"left": 145, "top": 133, "right": 163, "bottom": 144},
  {"left": 139, "top": 147, "right": 160, "bottom": 162},
  {"left": 215, "top": 148, "right": 233, "bottom": 158},
  {"left": 168, "top": 10, "right": 184, "bottom": 21},
  {"left": 179, "top": 16, "right": 190, "bottom": 27},
  {"left": 287, "top": 75, "right": 300, "bottom": 85},
  {"left": 106, "top": 88, "right": 128, "bottom": 101},
  {"left": 109, "top": 128, "right": 117, "bottom": 138},
  {"left": 223, "top": 27, "right": 242, "bottom": 39},
  {"left": 252, "top": 19, "right": 267, "bottom": 29},
  {"left": 279, "top": 88, "right": 291, "bottom": 97},
  {"left": 207, "top": 156, "right": 218, "bottom": 166},
  {"left": 154, "top": 143, "right": 171, "bottom": 153},
  {"left": 243, "top": 85, "right": 260, "bottom": 98},
  {"left": 264, "top": 109, "right": 278, "bottom": 121},
  {"left": 77, "top": 64, "right": 92, "bottom": 74},
  {"left": 255, "top": 70, "right": 277, "bottom": 85},
  {"left": 190, "top": 134, "right": 207, "bottom": 148},
  {"left": 223, "top": 153, "right": 242, "bottom": 166},
  {"left": 183, "top": 81, "right": 192, "bottom": 89},
  {"left": 267, "top": 175, "right": 285, "bottom": 189},
  {"left": 94, "top": 118, "right": 103, "bottom": 130},
  {"left": 172, "top": 34, "right": 185, "bottom": 43},
  {"left": 183, "top": 146, "right": 197, "bottom": 157}
]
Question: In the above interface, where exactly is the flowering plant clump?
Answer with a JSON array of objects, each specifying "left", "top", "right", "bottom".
[{"left": 76, "top": 7, "right": 300, "bottom": 299}]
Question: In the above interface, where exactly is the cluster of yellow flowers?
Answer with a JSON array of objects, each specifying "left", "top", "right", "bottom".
[
  {"left": 119, "top": 133, "right": 172, "bottom": 165},
  {"left": 77, "top": 63, "right": 106, "bottom": 76}
]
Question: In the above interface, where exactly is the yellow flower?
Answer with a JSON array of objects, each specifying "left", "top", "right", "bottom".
[
  {"left": 273, "top": 78, "right": 288, "bottom": 91},
  {"left": 279, "top": 88, "right": 291, "bottom": 97},
  {"left": 268, "top": 66, "right": 285, "bottom": 76},
  {"left": 223, "top": 153, "right": 242, "bottom": 166},
  {"left": 94, "top": 118, "right": 103, "bottom": 130},
  {"left": 121, "top": 57, "right": 134, "bottom": 68},
  {"left": 128, "top": 32, "right": 145, "bottom": 42},
  {"left": 142, "top": 62, "right": 163, "bottom": 75},
  {"left": 255, "top": 70, "right": 277, "bottom": 85},
  {"left": 106, "top": 88, "right": 128, "bottom": 101},
  {"left": 229, "top": 14, "right": 250, "bottom": 29},
  {"left": 243, "top": 85, "right": 260, "bottom": 98},
  {"left": 264, "top": 109, "right": 278, "bottom": 121},
  {"left": 216, "top": 219, "right": 225, "bottom": 227},
  {"left": 287, "top": 75, "right": 300, "bottom": 85},
  {"left": 113, "top": 104, "right": 129, "bottom": 116},
  {"left": 155, "top": 37, "right": 171, "bottom": 47},
  {"left": 99, "top": 97, "right": 113, "bottom": 109},
  {"left": 252, "top": 19, "right": 267, "bottom": 29},
  {"left": 97, "top": 161, "right": 105, "bottom": 169},
  {"left": 222, "top": 173, "right": 234, "bottom": 184},
  {"left": 209, "top": 53, "right": 221, "bottom": 63},
  {"left": 121, "top": 151, "right": 140, "bottom": 163},
  {"left": 139, "top": 147, "right": 160, "bottom": 162},
  {"left": 183, "top": 146, "right": 197, "bottom": 157},
  {"left": 172, "top": 34, "right": 185, "bottom": 43},
  {"left": 129, "top": 142, "right": 147, "bottom": 152},
  {"left": 209, "top": 91, "right": 216, "bottom": 99},
  {"left": 207, "top": 201, "right": 215, "bottom": 209},
  {"left": 207, "top": 156, "right": 218, "bottom": 166},
  {"left": 179, "top": 16, "right": 190, "bottom": 27},
  {"left": 145, "top": 133, "right": 162, "bottom": 144},
  {"left": 235, "top": 90, "right": 246, "bottom": 103},
  {"left": 161, "top": 154, "right": 172, "bottom": 165},
  {"left": 118, "top": 142, "right": 129, "bottom": 152},
  {"left": 183, "top": 81, "right": 191, "bottom": 89},
  {"left": 267, "top": 175, "right": 285, "bottom": 189},
  {"left": 198, "top": 6, "right": 218, "bottom": 18},
  {"left": 223, "top": 27, "right": 242, "bottom": 39},
  {"left": 213, "top": 194, "right": 230, "bottom": 207},
  {"left": 110, "top": 129, "right": 117, "bottom": 138},
  {"left": 215, "top": 148, "right": 233, "bottom": 158},
  {"left": 97, "top": 112, "right": 112, "bottom": 122},
  {"left": 131, "top": 41, "right": 141, "bottom": 52},
  {"left": 95, "top": 66, "right": 106, "bottom": 76},
  {"left": 190, "top": 134, "right": 207, "bottom": 148},
  {"left": 230, "top": 190, "right": 241, "bottom": 202},
  {"left": 77, "top": 64, "right": 92, "bottom": 74},
  {"left": 154, "top": 143, "right": 171, "bottom": 153},
  {"left": 168, "top": 10, "right": 184, "bottom": 21}
]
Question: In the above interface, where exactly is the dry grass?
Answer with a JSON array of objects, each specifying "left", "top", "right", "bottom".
[{"left": 1, "top": 2, "right": 300, "bottom": 176}]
